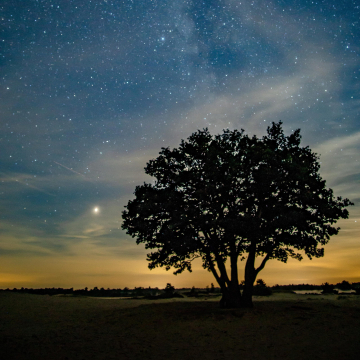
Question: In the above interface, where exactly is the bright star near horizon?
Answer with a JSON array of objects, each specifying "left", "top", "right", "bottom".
[{"left": 93, "top": 207, "right": 99, "bottom": 214}]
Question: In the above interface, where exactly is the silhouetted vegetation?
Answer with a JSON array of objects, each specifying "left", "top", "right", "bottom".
[
  {"left": 122, "top": 122, "right": 353, "bottom": 308},
  {"left": 1, "top": 286, "right": 161, "bottom": 298},
  {"left": 164, "top": 283, "right": 175, "bottom": 295},
  {"left": 272, "top": 284, "right": 323, "bottom": 291},
  {"left": 252, "top": 279, "right": 272, "bottom": 296},
  {"left": 271, "top": 281, "right": 360, "bottom": 294},
  {"left": 336, "top": 280, "right": 352, "bottom": 290},
  {"left": 185, "top": 286, "right": 199, "bottom": 297},
  {"left": 141, "top": 283, "right": 185, "bottom": 299},
  {"left": 1, "top": 280, "right": 359, "bottom": 297},
  {"left": 321, "top": 282, "right": 337, "bottom": 294}
]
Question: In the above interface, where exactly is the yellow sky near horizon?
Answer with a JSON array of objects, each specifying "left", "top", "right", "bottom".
[{"left": 2, "top": 213, "right": 359, "bottom": 290}]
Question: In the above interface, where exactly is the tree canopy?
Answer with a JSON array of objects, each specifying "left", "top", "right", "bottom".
[{"left": 122, "top": 122, "right": 353, "bottom": 308}]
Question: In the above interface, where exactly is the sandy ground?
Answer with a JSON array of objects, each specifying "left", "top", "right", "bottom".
[{"left": 1, "top": 291, "right": 359, "bottom": 360}]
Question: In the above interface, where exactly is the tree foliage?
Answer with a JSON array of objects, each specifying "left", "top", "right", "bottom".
[{"left": 122, "top": 122, "right": 353, "bottom": 307}]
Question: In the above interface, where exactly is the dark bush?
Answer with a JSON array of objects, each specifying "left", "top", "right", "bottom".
[
  {"left": 252, "top": 280, "right": 272, "bottom": 296},
  {"left": 321, "top": 282, "right": 336, "bottom": 294}
]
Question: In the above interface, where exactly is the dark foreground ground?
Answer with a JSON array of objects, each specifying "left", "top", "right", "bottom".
[{"left": 1, "top": 291, "right": 359, "bottom": 360}]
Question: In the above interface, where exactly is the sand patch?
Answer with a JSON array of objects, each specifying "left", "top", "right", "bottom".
[{"left": 1, "top": 291, "right": 359, "bottom": 359}]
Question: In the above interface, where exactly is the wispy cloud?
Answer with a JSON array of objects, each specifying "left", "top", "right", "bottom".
[{"left": 314, "top": 132, "right": 360, "bottom": 200}]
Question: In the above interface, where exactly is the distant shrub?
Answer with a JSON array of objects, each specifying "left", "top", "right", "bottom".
[
  {"left": 321, "top": 282, "right": 337, "bottom": 294},
  {"left": 252, "top": 280, "right": 272, "bottom": 296},
  {"left": 256, "top": 279, "right": 267, "bottom": 287},
  {"left": 336, "top": 280, "right": 352, "bottom": 291},
  {"left": 164, "top": 283, "right": 175, "bottom": 295}
]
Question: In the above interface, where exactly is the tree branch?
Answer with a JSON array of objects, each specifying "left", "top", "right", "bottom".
[
  {"left": 255, "top": 251, "right": 272, "bottom": 276},
  {"left": 203, "top": 229, "right": 231, "bottom": 287},
  {"left": 205, "top": 253, "right": 223, "bottom": 288}
]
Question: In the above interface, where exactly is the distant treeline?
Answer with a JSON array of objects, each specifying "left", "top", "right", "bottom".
[
  {"left": 0, "top": 283, "right": 211, "bottom": 297},
  {"left": 0, "top": 282, "right": 221, "bottom": 297},
  {"left": 272, "top": 280, "right": 360, "bottom": 292},
  {"left": 1, "top": 280, "right": 359, "bottom": 297},
  {"left": 0, "top": 286, "right": 166, "bottom": 297}
]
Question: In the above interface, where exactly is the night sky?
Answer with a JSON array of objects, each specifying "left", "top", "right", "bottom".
[{"left": 1, "top": 0, "right": 359, "bottom": 289}]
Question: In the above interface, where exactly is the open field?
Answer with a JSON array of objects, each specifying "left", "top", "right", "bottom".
[{"left": 1, "top": 291, "right": 360, "bottom": 360}]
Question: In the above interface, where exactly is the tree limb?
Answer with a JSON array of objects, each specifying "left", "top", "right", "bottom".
[{"left": 255, "top": 251, "right": 272, "bottom": 276}]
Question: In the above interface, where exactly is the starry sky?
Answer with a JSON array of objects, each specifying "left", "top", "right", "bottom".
[{"left": 1, "top": 0, "right": 359, "bottom": 289}]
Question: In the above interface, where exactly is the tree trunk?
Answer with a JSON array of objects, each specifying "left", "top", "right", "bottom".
[
  {"left": 219, "top": 243, "right": 242, "bottom": 308},
  {"left": 242, "top": 244, "right": 257, "bottom": 308},
  {"left": 219, "top": 284, "right": 242, "bottom": 308},
  {"left": 241, "top": 282, "right": 254, "bottom": 308},
  {"left": 242, "top": 266, "right": 256, "bottom": 307}
]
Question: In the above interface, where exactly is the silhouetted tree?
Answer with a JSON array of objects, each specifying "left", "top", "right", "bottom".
[
  {"left": 253, "top": 278, "right": 272, "bottom": 296},
  {"left": 336, "top": 280, "right": 352, "bottom": 290},
  {"left": 122, "top": 122, "right": 353, "bottom": 308},
  {"left": 188, "top": 286, "right": 198, "bottom": 297},
  {"left": 164, "top": 283, "right": 175, "bottom": 295},
  {"left": 256, "top": 279, "right": 266, "bottom": 287},
  {"left": 134, "top": 287, "right": 144, "bottom": 296},
  {"left": 321, "top": 282, "right": 336, "bottom": 294}
]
